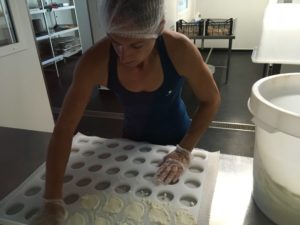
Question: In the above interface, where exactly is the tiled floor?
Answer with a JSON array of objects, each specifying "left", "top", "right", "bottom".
[{"left": 47, "top": 49, "right": 264, "bottom": 158}]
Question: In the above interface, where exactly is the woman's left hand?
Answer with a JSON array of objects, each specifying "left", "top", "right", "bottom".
[{"left": 155, "top": 145, "right": 191, "bottom": 184}]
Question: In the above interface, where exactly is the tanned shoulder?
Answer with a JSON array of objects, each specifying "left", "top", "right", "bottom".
[{"left": 161, "top": 30, "right": 202, "bottom": 76}]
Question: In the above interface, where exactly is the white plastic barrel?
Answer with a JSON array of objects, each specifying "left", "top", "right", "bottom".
[{"left": 248, "top": 73, "right": 300, "bottom": 225}]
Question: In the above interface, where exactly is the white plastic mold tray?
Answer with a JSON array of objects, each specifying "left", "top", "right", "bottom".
[{"left": 0, "top": 133, "right": 220, "bottom": 225}]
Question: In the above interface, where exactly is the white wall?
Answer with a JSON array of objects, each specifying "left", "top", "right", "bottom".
[
  {"left": 164, "top": 0, "right": 177, "bottom": 31},
  {"left": 165, "top": 0, "right": 269, "bottom": 49},
  {"left": 165, "top": 0, "right": 196, "bottom": 31},
  {"left": 87, "top": 0, "right": 268, "bottom": 50},
  {"left": 195, "top": 0, "right": 269, "bottom": 49},
  {"left": 0, "top": 0, "right": 54, "bottom": 132},
  {"left": 176, "top": 0, "right": 197, "bottom": 24}
]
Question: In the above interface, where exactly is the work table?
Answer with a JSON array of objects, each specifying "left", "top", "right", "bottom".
[
  {"left": 210, "top": 154, "right": 275, "bottom": 225},
  {"left": 0, "top": 127, "right": 275, "bottom": 225}
]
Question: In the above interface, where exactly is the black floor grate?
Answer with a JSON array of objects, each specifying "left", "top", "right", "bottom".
[
  {"left": 209, "top": 121, "right": 255, "bottom": 132},
  {"left": 53, "top": 108, "right": 256, "bottom": 132}
]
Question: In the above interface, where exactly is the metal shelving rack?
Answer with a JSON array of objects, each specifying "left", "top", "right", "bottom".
[{"left": 27, "top": 0, "right": 82, "bottom": 77}]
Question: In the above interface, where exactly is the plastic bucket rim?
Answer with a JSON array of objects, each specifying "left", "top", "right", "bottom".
[
  {"left": 251, "top": 72, "right": 300, "bottom": 118},
  {"left": 249, "top": 72, "right": 300, "bottom": 137}
]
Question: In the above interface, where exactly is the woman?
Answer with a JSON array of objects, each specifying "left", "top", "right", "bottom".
[{"left": 31, "top": 0, "right": 220, "bottom": 224}]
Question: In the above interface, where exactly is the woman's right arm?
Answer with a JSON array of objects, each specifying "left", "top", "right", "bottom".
[
  {"left": 29, "top": 40, "right": 110, "bottom": 225},
  {"left": 44, "top": 44, "right": 106, "bottom": 199}
]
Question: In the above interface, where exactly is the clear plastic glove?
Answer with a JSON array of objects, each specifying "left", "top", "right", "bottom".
[
  {"left": 30, "top": 199, "right": 66, "bottom": 225},
  {"left": 155, "top": 145, "right": 191, "bottom": 184}
]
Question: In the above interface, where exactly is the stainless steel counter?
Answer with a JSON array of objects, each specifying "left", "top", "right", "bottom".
[
  {"left": 0, "top": 127, "right": 51, "bottom": 200},
  {"left": 209, "top": 154, "right": 275, "bottom": 225}
]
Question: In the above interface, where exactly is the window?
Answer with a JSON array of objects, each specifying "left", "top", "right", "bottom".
[
  {"left": 0, "top": 0, "right": 17, "bottom": 47},
  {"left": 178, "top": 0, "right": 188, "bottom": 12}
]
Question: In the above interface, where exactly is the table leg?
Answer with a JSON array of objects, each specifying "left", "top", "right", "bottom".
[{"left": 225, "top": 38, "right": 233, "bottom": 84}]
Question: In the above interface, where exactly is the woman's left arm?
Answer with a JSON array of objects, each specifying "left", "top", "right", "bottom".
[
  {"left": 154, "top": 33, "right": 220, "bottom": 184},
  {"left": 178, "top": 38, "right": 221, "bottom": 151}
]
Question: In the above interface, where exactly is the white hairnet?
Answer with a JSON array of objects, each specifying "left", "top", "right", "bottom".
[{"left": 99, "top": 0, "right": 165, "bottom": 39}]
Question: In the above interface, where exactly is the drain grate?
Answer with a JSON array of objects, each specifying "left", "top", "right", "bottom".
[
  {"left": 52, "top": 108, "right": 255, "bottom": 132},
  {"left": 52, "top": 108, "right": 124, "bottom": 120},
  {"left": 209, "top": 121, "right": 255, "bottom": 132}
]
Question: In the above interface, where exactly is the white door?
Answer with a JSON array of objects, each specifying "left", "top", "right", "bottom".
[
  {"left": 0, "top": 0, "right": 54, "bottom": 132},
  {"left": 87, "top": 0, "right": 106, "bottom": 43}
]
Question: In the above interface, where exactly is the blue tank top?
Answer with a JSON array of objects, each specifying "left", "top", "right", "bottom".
[{"left": 107, "top": 35, "right": 191, "bottom": 145}]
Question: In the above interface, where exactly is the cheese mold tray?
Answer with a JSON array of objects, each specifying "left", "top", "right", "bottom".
[{"left": 0, "top": 133, "right": 220, "bottom": 225}]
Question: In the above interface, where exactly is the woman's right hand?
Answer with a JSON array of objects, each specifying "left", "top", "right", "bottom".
[{"left": 30, "top": 199, "right": 66, "bottom": 225}]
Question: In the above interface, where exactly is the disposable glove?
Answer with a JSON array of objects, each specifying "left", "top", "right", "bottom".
[
  {"left": 155, "top": 145, "right": 191, "bottom": 184},
  {"left": 30, "top": 199, "right": 66, "bottom": 225}
]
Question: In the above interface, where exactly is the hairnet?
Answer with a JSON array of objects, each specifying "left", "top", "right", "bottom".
[{"left": 99, "top": 0, "right": 165, "bottom": 39}]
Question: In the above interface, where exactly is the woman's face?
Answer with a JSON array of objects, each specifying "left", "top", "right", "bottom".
[{"left": 108, "top": 34, "right": 157, "bottom": 67}]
